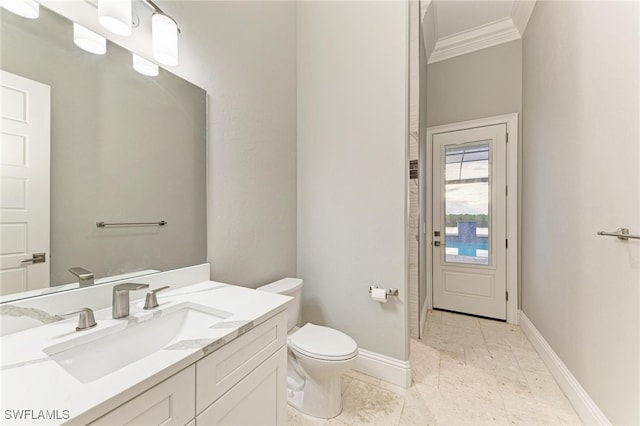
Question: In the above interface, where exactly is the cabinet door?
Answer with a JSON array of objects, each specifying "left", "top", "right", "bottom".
[
  {"left": 91, "top": 365, "right": 195, "bottom": 426},
  {"left": 197, "top": 348, "right": 287, "bottom": 426},
  {"left": 196, "top": 312, "right": 286, "bottom": 414}
]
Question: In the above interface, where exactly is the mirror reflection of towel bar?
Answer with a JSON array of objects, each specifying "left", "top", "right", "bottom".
[
  {"left": 597, "top": 228, "right": 639, "bottom": 240},
  {"left": 96, "top": 220, "right": 167, "bottom": 228}
]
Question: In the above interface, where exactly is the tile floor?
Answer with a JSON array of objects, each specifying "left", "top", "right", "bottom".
[{"left": 287, "top": 310, "right": 582, "bottom": 425}]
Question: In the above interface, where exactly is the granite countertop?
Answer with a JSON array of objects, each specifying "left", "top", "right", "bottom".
[{"left": 0, "top": 281, "right": 290, "bottom": 425}]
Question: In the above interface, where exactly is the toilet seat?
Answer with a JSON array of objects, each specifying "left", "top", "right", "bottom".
[{"left": 290, "top": 323, "right": 358, "bottom": 361}]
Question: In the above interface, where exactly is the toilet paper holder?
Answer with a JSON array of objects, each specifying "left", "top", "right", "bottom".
[{"left": 369, "top": 285, "right": 399, "bottom": 297}]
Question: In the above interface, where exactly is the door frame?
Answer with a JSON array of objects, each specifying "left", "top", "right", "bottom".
[{"left": 420, "top": 113, "right": 519, "bottom": 331}]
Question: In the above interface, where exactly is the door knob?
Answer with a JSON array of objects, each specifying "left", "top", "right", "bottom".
[{"left": 20, "top": 253, "right": 46, "bottom": 264}]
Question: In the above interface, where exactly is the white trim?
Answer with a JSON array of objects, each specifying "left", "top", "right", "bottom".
[
  {"left": 423, "top": 2, "right": 536, "bottom": 64},
  {"left": 424, "top": 113, "right": 519, "bottom": 324},
  {"left": 428, "top": 18, "right": 520, "bottom": 64},
  {"left": 511, "top": 0, "right": 537, "bottom": 36},
  {"left": 419, "top": 296, "right": 429, "bottom": 338},
  {"left": 352, "top": 348, "right": 411, "bottom": 389},
  {"left": 518, "top": 311, "right": 611, "bottom": 425},
  {"left": 421, "top": 0, "right": 438, "bottom": 62}
]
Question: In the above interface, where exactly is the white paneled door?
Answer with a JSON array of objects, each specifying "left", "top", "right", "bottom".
[
  {"left": 0, "top": 70, "right": 50, "bottom": 296},
  {"left": 432, "top": 124, "right": 507, "bottom": 319}
]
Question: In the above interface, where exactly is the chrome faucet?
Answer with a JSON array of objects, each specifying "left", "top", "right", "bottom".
[
  {"left": 112, "top": 283, "right": 149, "bottom": 319},
  {"left": 58, "top": 308, "right": 97, "bottom": 331},
  {"left": 69, "top": 267, "right": 94, "bottom": 287}
]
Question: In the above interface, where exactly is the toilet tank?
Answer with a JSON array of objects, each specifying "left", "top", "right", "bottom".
[{"left": 256, "top": 278, "right": 303, "bottom": 332}]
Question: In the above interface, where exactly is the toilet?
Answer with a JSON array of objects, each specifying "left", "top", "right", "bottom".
[{"left": 257, "top": 278, "right": 358, "bottom": 419}]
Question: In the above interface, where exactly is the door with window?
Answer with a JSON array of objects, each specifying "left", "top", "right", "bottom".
[{"left": 432, "top": 124, "right": 507, "bottom": 320}]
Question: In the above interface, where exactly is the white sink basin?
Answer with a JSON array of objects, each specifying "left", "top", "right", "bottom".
[{"left": 44, "top": 304, "right": 231, "bottom": 383}]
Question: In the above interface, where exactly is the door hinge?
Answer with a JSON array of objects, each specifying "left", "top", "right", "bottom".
[
  {"left": 506, "top": 291, "right": 509, "bottom": 301},
  {"left": 506, "top": 185, "right": 508, "bottom": 196},
  {"left": 506, "top": 239, "right": 508, "bottom": 249},
  {"left": 506, "top": 132, "right": 509, "bottom": 143}
]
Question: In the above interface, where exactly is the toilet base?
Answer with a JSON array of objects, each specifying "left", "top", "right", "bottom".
[{"left": 287, "top": 374, "right": 343, "bottom": 419}]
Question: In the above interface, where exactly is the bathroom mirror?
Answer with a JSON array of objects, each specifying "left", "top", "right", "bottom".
[{"left": 0, "top": 5, "right": 207, "bottom": 302}]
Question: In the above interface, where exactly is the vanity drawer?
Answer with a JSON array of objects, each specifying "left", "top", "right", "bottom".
[
  {"left": 196, "top": 348, "right": 287, "bottom": 426},
  {"left": 195, "top": 312, "right": 287, "bottom": 414},
  {"left": 91, "top": 365, "right": 195, "bottom": 426}
]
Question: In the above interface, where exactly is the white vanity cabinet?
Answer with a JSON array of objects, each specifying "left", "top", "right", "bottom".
[{"left": 90, "top": 312, "right": 287, "bottom": 426}]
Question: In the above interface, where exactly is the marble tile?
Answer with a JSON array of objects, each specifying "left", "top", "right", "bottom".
[
  {"left": 436, "top": 378, "right": 510, "bottom": 426},
  {"left": 480, "top": 325, "right": 533, "bottom": 350},
  {"left": 426, "top": 309, "right": 443, "bottom": 323},
  {"left": 344, "top": 370, "right": 407, "bottom": 397},
  {"left": 288, "top": 310, "right": 582, "bottom": 426},
  {"left": 441, "top": 310, "right": 481, "bottom": 331},
  {"left": 495, "top": 374, "right": 532, "bottom": 395},
  {"left": 511, "top": 346, "right": 549, "bottom": 374},
  {"left": 398, "top": 386, "right": 437, "bottom": 426},
  {"left": 324, "top": 418, "right": 349, "bottom": 426},
  {"left": 286, "top": 405, "right": 326, "bottom": 426},
  {"left": 464, "top": 343, "right": 496, "bottom": 371},
  {"left": 426, "top": 321, "right": 486, "bottom": 346},
  {"left": 439, "top": 349, "right": 467, "bottom": 373},
  {"left": 336, "top": 378, "right": 405, "bottom": 425},
  {"left": 501, "top": 391, "right": 582, "bottom": 425},
  {"left": 409, "top": 339, "right": 440, "bottom": 388},
  {"left": 478, "top": 317, "right": 521, "bottom": 332},
  {"left": 522, "top": 370, "right": 574, "bottom": 411},
  {"left": 487, "top": 344, "right": 527, "bottom": 383},
  {"left": 420, "top": 335, "right": 466, "bottom": 354}
]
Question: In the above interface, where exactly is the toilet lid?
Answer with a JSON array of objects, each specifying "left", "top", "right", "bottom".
[{"left": 290, "top": 323, "right": 358, "bottom": 361}]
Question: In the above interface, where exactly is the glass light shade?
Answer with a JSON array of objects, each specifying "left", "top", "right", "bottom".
[
  {"left": 152, "top": 13, "right": 178, "bottom": 66},
  {"left": 132, "top": 54, "right": 158, "bottom": 77},
  {"left": 0, "top": 0, "right": 39, "bottom": 19},
  {"left": 98, "top": 0, "right": 132, "bottom": 36},
  {"left": 73, "top": 23, "right": 107, "bottom": 55}
]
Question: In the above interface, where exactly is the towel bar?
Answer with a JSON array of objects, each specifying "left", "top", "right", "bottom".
[
  {"left": 597, "top": 228, "right": 639, "bottom": 240},
  {"left": 96, "top": 220, "right": 167, "bottom": 228}
]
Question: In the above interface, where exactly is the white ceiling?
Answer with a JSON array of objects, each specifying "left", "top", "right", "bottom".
[{"left": 435, "top": 1, "right": 516, "bottom": 38}]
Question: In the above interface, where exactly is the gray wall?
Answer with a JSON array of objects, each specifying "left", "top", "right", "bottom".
[
  {"left": 427, "top": 40, "right": 522, "bottom": 127},
  {"left": 163, "top": 1, "right": 298, "bottom": 288},
  {"left": 521, "top": 2, "right": 639, "bottom": 423},
  {"left": 297, "top": 1, "right": 409, "bottom": 361},
  {"left": 1, "top": 7, "right": 206, "bottom": 286}
]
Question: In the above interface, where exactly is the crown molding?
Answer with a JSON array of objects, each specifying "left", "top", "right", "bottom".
[
  {"left": 428, "top": 17, "right": 521, "bottom": 64},
  {"left": 511, "top": 0, "right": 537, "bottom": 35},
  {"left": 425, "top": 1, "right": 537, "bottom": 64}
]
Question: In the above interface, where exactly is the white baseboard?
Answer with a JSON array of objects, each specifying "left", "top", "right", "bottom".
[
  {"left": 518, "top": 310, "right": 611, "bottom": 425},
  {"left": 352, "top": 348, "right": 411, "bottom": 389}
]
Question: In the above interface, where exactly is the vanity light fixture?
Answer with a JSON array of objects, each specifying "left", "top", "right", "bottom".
[
  {"left": 151, "top": 12, "right": 179, "bottom": 66},
  {"left": 98, "top": 0, "right": 132, "bottom": 36},
  {"left": 132, "top": 53, "right": 159, "bottom": 76},
  {"left": 93, "top": 0, "right": 180, "bottom": 66},
  {"left": 0, "top": 0, "right": 39, "bottom": 19},
  {"left": 73, "top": 23, "right": 107, "bottom": 55}
]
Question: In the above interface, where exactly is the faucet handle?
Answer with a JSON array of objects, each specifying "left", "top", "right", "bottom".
[
  {"left": 59, "top": 308, "right": 97, "bottom": 331},
  {"left": 68, "top": 267, "right": 94, "bottom": 287},
  {"left": 113, "top": 283, "right": 150, "bottom": 292},
  {"left": 144, "top": 286, "right": 171, "bottom": 310}
]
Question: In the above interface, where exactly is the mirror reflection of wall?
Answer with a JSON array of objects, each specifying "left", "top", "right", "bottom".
[{"left": 0, "top": 5, "right": 207, "bottom": 299}]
